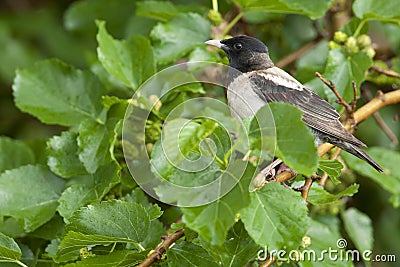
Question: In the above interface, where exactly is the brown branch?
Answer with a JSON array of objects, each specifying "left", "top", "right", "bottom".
[
  {"left": 370, "top": 65, "right": 400, "bottom": 78},
  {"left": 301, "top": 177, "right": 314, "bottom": 201},
  {"left": 362, "top": 89, "right": 398, "bottom": 146},
  {"left": 275, "top": 40, "right": 320, "bottom": 68},
  {"left": 260, "top": 256, "right": 276, "bottom": 267},
  {"left": 137, "top": 229, "right": 184, "bottom": 267},
  {"left": 274, "top": 89, "right": 400, "bottom": 184}
]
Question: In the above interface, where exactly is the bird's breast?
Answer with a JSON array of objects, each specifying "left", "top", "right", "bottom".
[{"left": 227, "top": 74, "right": 266, "bottom": 121}]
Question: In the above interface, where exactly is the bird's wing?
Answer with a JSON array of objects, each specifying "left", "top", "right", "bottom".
[{"left": 247, "top": 68, "right": 365, "bottom": 147}]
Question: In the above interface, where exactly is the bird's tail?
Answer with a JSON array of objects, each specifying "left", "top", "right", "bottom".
[{"left": 334, "top": 142, "right": 383, "bottom": 172}]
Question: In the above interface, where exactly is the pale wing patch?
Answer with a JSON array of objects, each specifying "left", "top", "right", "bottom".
[
  {"left": 256, "top": 72, "right": 303, "bottom": 91},
  {"left": 251, "top": 67, "right": 304, "bottom": 91}
]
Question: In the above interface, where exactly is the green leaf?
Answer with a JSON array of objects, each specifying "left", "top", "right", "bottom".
[
  {"left": 69, "top": 250, "right": 147, "bottom": 267},
  {"left": 353, "top": 0, "right": 400, "bottom": 21},
  {"left": 96, "top": 21, "right": 156, "bottom": 90},
  {"left": 299, "top": 218, "right": 353, "bottom": 267},
  {"left": 56, "top": 231, "right": 133, "bottom": 263},
  {"left": 167, "top": 241, "right": 219, "bottom": 267},
  {"left": 342, "top": 208, "right": 373, "bottom": 256},
  {"left": 57, "top": 161, "right": 120, "bottom": 221},
  {"left": 136, "top": 1, "right": 179, "bottom": 21},
  {"left": 0, "top": 232, "right": 21, "bottom": 263},
  {"left": 312, "top": 49, "right": 372, "bottom": 110},
  {"left": 307, "top": 184, "right": 359, "bottom": 205},
  {"left": 0, "top": 136, "right": 35, "bottom": 174},
  {"left": 77, "top": 118, "right": 120, "bottom": 174},
  {"left": 0, "top": 165, "right": 65, "bottom": 232},
  {"left": 318, "top": 159, "right": 343, "bottom": 185},
  {"left": 341, "top": 147, "right": 400, "bottom": 207},
  {"left": 201, "top": 221, "right": 260, "bottom": 267},
  {"left": 47, "top": 131, "right": 88, "bottom": 178},
  {"left": 234, "top": 0, "right": 334, "bottom": 19},
  {"left": 66, "top": 200, "right": 156, "bottom": 242},
  {"left": 268, "top": 103, "right": 318, "bottom": 176},
  {"left": 241, "top": 182, "right": 310, "bottom": 250},
  {"left": 150, "top": 13, "right": 211, "bottom": 64},
  {"left": 181, "top": 161, "right": 255, "bottom": 245},
  {"left": 13, "top": 59, "right": 107, "bottom": 126},
  {"left": 150, "top": 119, "right": 217, "bottom": 181}
]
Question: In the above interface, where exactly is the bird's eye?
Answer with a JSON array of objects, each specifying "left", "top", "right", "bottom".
[{"left": 233, "top": 43, "right": 242, "bottom": 50}]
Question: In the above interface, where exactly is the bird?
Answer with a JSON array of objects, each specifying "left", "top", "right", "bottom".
[{"left": 205, "top": 35, "right": 383, "bottom": 172}]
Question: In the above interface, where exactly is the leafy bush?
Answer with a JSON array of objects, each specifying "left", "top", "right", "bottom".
[{"left": 0, "top": 0, "right": 399, "bottom": 266}]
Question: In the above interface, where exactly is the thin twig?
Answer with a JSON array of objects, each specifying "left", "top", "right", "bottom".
[
  {"left": 361, "top": 88, "right": 398, "bottom": 145},
  {"left": 315, "top": 72, "right": 355, "bottom": 115},
  {"left": 350, "top": 81, "right": 358, "bottom": 116},
  {"left": 275, "top": 39, "right": 321, "bottom": 68},
  {"left": 137, "top": 229, "right": 184, "bottom": 267},
  {"left": 260, "top": 256, "right": 276, "bottom": 267},
  {"left": 370, "top": 65, "right": 400, "bottom": 78},
  {"left": 301, "top": 177, "right": 314, "bottom": 201}
]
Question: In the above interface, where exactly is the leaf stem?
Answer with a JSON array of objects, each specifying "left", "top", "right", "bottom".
[
  {"left": 353, "top": 19, "right": 368, "bottom": 37},
  {"left": 110, "top": 242, "right": 117, "bottom": 253},
  {"left": 16, "top": 260, "right": 29, "bottom": 267},
  {"left": 223, "top": 12, "right": 244, "bottom": 36},
  {"left": 212, "top": 0, "right": 218, "bottom": 12}
]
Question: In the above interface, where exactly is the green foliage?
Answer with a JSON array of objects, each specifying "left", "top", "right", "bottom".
[
  {"left": 0, "top": 0, "right": 399, "bottom": 266},
  {"left": 241, "top": 182, "right": 310, "bottom": 250}
]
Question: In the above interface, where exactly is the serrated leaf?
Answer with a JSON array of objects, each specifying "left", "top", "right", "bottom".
[
  {"left": 342, "top": 208, "right": 373, "bottom": 257},
  {"left": 66, "top": 200, "right": 155, "bottom": 242},
  {"left": 136, "top": 1, "right": 179, "bottom": 21},
  {"left": 57, "top": 161, "right": 120, "bottom": 221},
  {"left": 56, "top": 231, "right": 133, "bottom": 263},
  {"left": 307, "top": 184, "right": 359, "bottom": 205},
  {"left": 201, "top": 221, "right": 260, "bottom": 267},
  {"left": 0, "top": 136, "right": 35, "bottom": 174},
  {"left": 47, "top": 131, "right": 88, "bottom": 178},
  {"left": 181, "top": 161, "right": 255, "bottom": 245},
  {"left": 353, "top": 0, "right": 400, "bottom": 21},
  {"left": 234, "top": 0, "right": 334, "bottom": 19},
  {"left": 150, "top": 119, "right": 217, "bottom": 181},
  {"left": 318, "top": 159, "right": 343, "bottom": 185},
  {"left": 0, "top": 165, "right": 65, "bottom": 232},
  {"left": 96, "top": 21, "right": 155, "bottom": 90},
  {"left": 150, "top": 13, "right": 210, "bottom": 64},
  {"left": 241, "top": 182, "right": 310, "bottom": 250},
  {"left": 268, "top": 103, "right": 318, "bottom": 176},
  {"left": 167, "top": 241, "right": 219, "bottom": 267},
  {"left": 13, "top": 59, "right": 107, "bottom": 126},
  {"left": 341, "top": 147, "right": 400, "bottom": 207},
  {"left": 0, "top": 232, "right": 21, "bottom": 263},
  {"left": 78, "top": 118, "right": 119, "bottom": 174}
]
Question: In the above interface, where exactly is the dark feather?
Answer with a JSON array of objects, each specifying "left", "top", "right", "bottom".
[{"left": 248, "top": 70, "right": 366, "bottom": 147}]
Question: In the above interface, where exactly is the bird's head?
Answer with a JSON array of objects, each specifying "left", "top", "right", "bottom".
[{"left": 205, "top": 35, "right": 274, "bottom": 73}]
